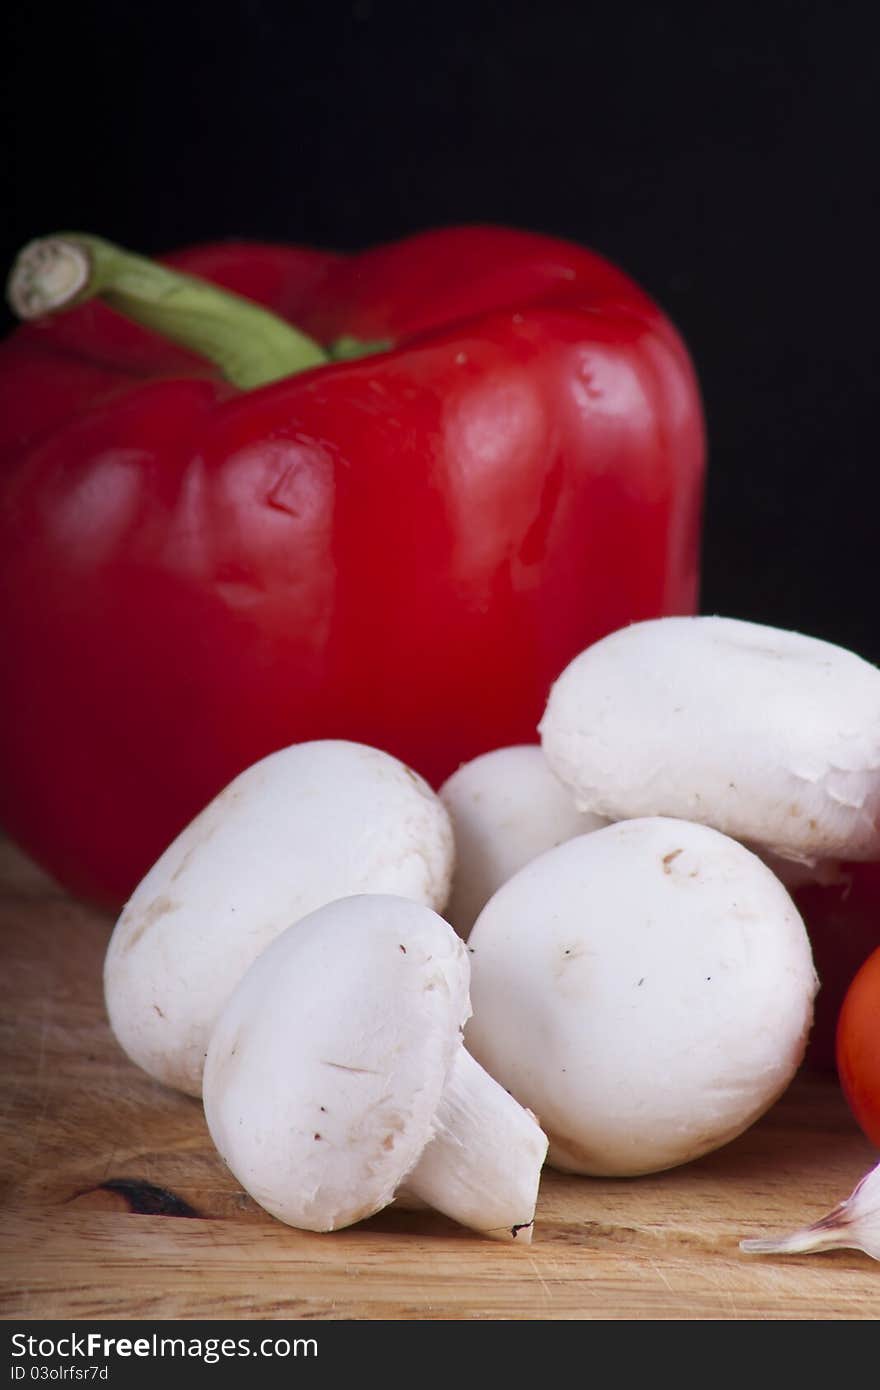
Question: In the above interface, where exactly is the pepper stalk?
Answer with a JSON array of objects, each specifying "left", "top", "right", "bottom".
[{"left": 6, "top": 232, "right": 331, "bottom": 390}]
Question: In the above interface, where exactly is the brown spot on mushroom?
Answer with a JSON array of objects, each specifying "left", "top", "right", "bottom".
[
  {"left": 401, "top": 763, "right": 432, "bottom": 798},
  {"left": 171, "top": 844, "right": 198, "bottom": 883},
  {"left": 546, "top": 1128, "right": 605, "bottom": 1171},
  {"left": 122, "top": 895, "right": 178, "bottom": 952},
  {"left": 152, "top": 1004, "right": 165, "bottom": 1018},
  {"left": 662, "top": 849, "right": 683, "bottom": 873},
  {"left": 554, "top": 942, "right": 590, "bottom": 982},
  {"left": 217, "top": 784, "right": 244, "bottom": 806},
  {"left": 322, "top": 1061, "right": 382, "bottom": 1076},
  {"left": 560, "top": 943, "right": 585, "bottom": 963},
  {"left": 382, "top": 1134, "right": 395, "bottom": 1151}
]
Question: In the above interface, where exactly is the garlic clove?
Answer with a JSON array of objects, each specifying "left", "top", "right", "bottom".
[{"left": 740, "top": 1160, "right": 880, "bottom": 1261}]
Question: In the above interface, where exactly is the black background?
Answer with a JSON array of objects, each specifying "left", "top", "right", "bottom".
[{"left": 3, "top": 0, "right": 878, "bottom": 661}]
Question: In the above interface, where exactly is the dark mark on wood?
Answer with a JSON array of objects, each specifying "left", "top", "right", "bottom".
[{"left": 74, "top": 1179, "right": 201, "bottom": 1218}]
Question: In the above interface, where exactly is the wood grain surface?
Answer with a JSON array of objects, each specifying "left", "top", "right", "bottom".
[{"left": 1, "top": 838, "right": 878, "bottom": 1321}]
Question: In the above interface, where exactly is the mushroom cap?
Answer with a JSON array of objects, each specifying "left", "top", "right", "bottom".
[
  {"left": 466, "top": 817, "right": 818, "bottom": 1176},
  {"left": 203, "top": 894, "right": 471, "bottom": 1231},
  {"left": 440, "top": 745, "right": 606, "bottom": 939},
  {"left": 104, "top": 740, "right": 454, "bottom": 1095},
  {"left": 539, "top": 616, "right": 880, "bottom": 865}
]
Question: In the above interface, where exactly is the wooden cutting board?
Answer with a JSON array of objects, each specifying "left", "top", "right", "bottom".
[{"left": 1, "top": 838, "right": 878, "bottom": 1321}]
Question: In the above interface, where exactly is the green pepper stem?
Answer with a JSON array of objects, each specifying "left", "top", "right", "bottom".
[{"left": 5, "top": 233, "right": 329, "bottom": 389}]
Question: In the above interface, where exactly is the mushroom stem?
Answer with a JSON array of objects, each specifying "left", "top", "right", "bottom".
[{"left": 401, "top": 1046, "right": 548, "bottom": 1242}]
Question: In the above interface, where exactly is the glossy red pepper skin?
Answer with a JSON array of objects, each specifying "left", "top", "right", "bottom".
[
  {"left": 0, "top": 227, "right": 705, "bottom": 906},
  {"left": 793, "top": 862, "right": 880, "bottom": 1071}
]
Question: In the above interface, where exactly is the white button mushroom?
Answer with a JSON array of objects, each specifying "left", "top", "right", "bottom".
[
  {"left": 466, "top": 817, "right": 818, "bottom": 1177},
  {"left": 440, "top": 745, "right": 607, "bottom": 939},
  {"left": 104, "top": 741, "right": 454, "bottom": 1096},
  {"left": 539, "top": 616, "right": 880, "bottom": 867},
  {"left": 203, "top": 894, "right": 548, "bottom": 1241}
]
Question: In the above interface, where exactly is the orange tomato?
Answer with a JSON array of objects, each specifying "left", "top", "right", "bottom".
[{"left": 836, "top": 945, "right": 880, "bottom": 1147}]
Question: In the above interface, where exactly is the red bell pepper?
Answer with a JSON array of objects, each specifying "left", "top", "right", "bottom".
[
  {"left": 792, "top": 862, "right": 880, "bottom": 1071},
  {"left": 0, "top": 226, "right": 705, "bottom": 906}
]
